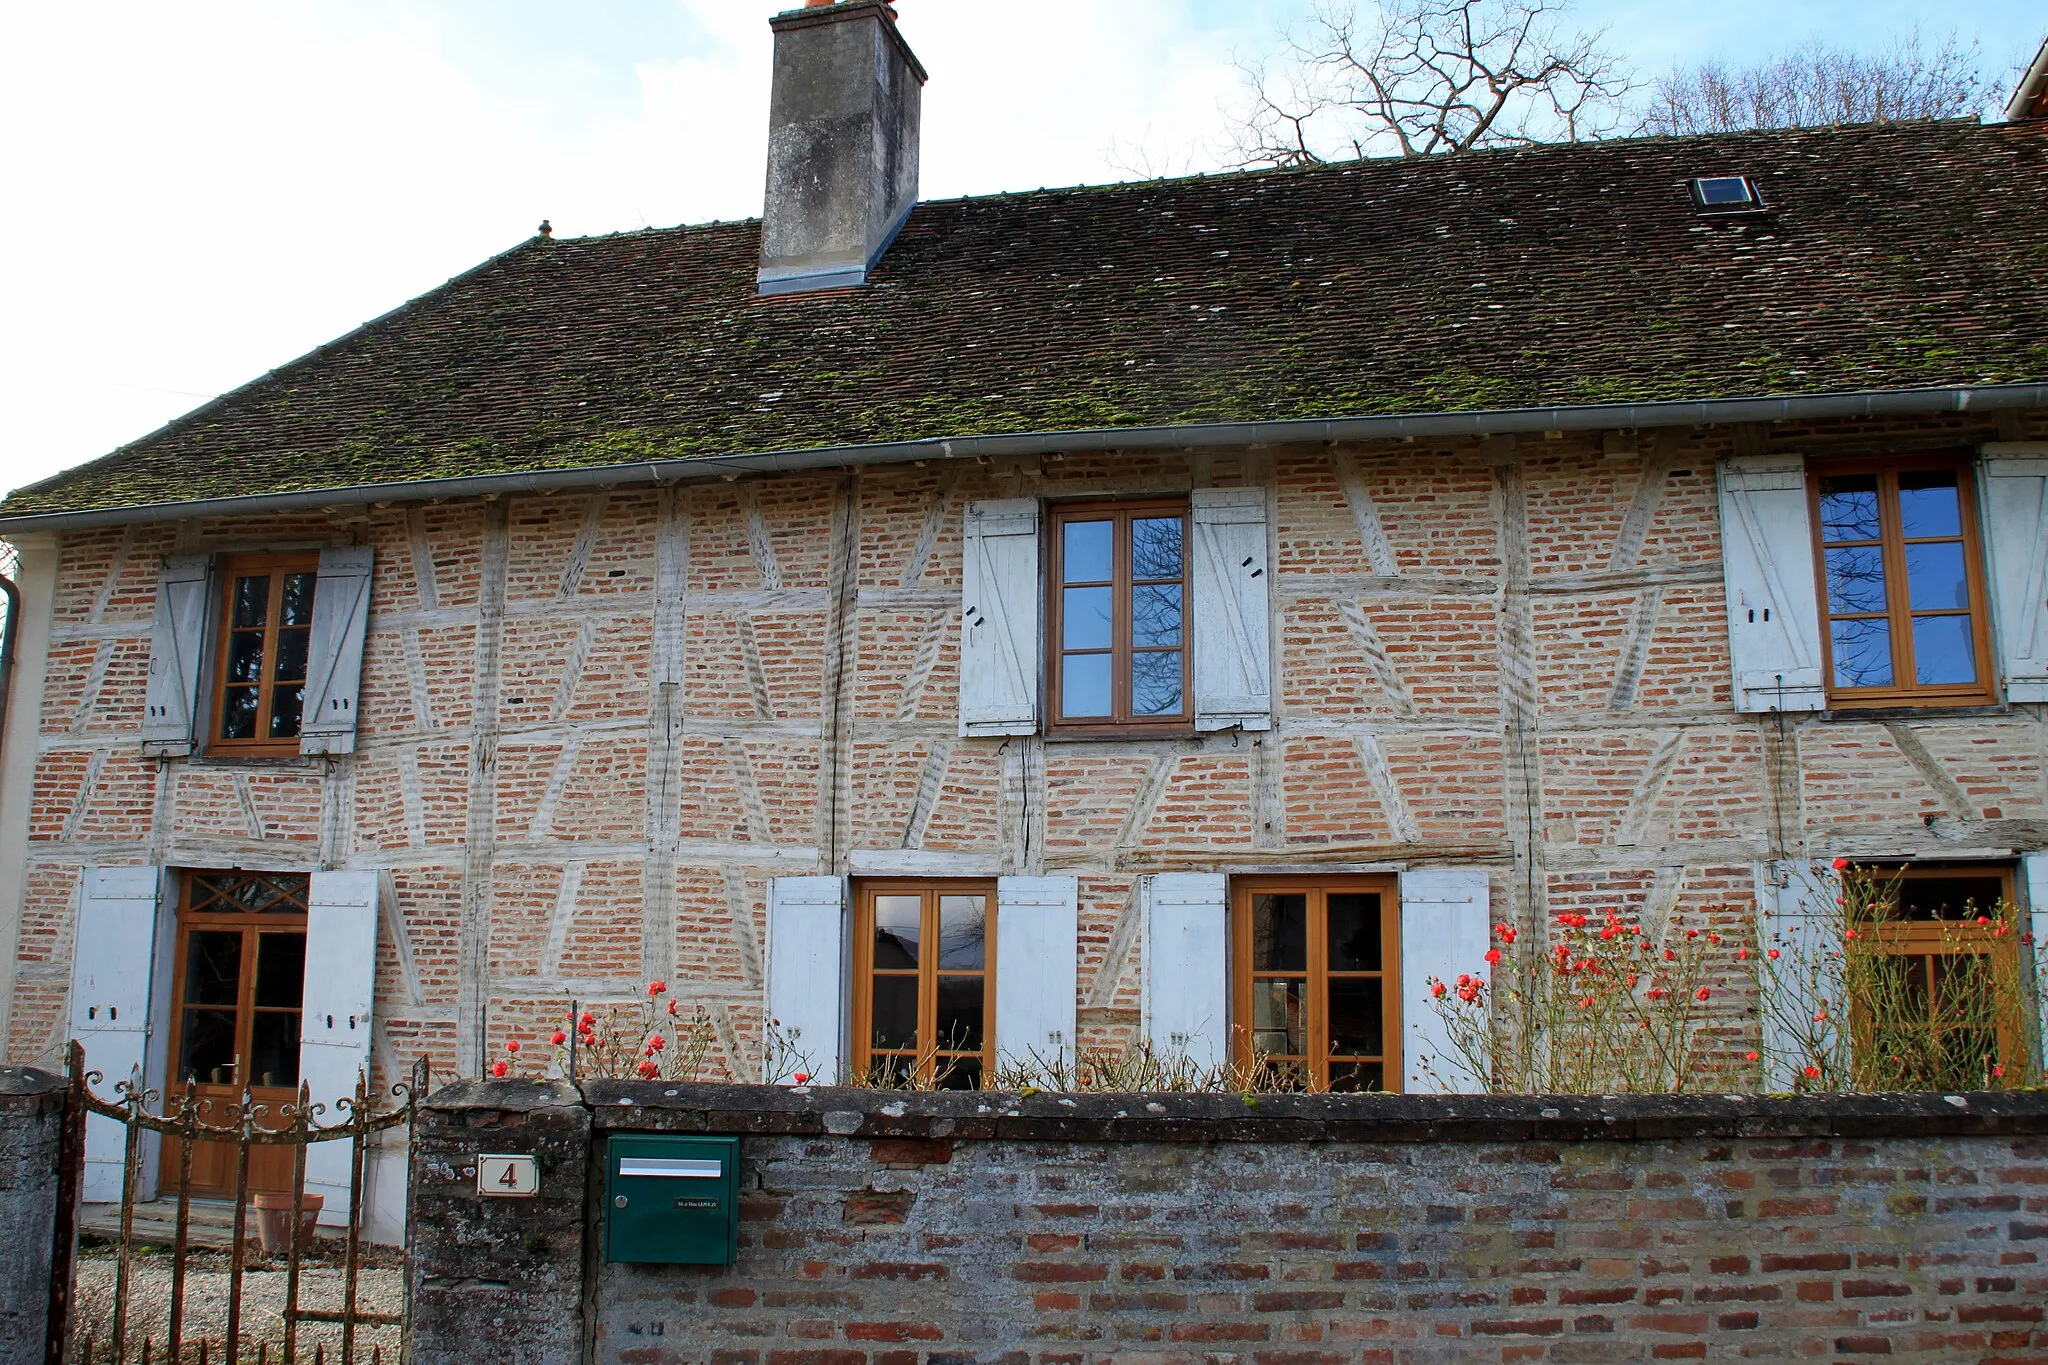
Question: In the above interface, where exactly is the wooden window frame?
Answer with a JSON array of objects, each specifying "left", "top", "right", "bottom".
[
  {"left": 1848, "top": 863, "right": 2024, "bottom": 1073},
  {"left": 1807, "top": 454, "right": 1997, "bottom": 708},
  {"left": 1046, "top": 499, "right": 1193, "bottom": 737},
  {"left": 851, "top": 880, "right": 998, "bottom": 1088},
  {"left": 1230, "top": 875, "right": 1402, "bottom": 1093},
  {"left": 164, "top": 870, "right": 311, "bottom": 1093},
  {"left": 209, "top": 552, "right": 321, "bottom": 755}
]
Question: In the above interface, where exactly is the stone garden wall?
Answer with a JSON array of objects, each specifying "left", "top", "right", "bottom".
[
  {"left": 0, "top": 1067, "right": 65, "bottom": 1365},
  {"left": 410, "top": 1080, "right": 2048, "bottom": 1365}
]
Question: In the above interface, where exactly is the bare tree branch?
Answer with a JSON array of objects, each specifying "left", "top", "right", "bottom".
[
  {"left": 1228, "top": 0, "right": 1636, "bottom": 167},
  {"left": 1640, "top": 30, "right": 1991, "bottom": 136}
]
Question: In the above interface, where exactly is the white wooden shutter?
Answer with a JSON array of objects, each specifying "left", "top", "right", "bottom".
[
  {"left": 765, "top": 876, "right": 848, "bottom": 1083},
  {"left": 993, "top": 876, "right": 1078, "bottom": 1074},
  {"left": 2024, "top": 854, "right": 2048, "bottom": 1075},
  {"left": 69, "top": 866, "right": 172, "bottom": 1203},
  {"left": 1141, "top": 872, "right": 1229, "bottom": 1072},
  {"left": 141, "top": 555, "right": 212, "bottom": 755},
  {"left": 1979, "top": 450, "right": 2048, "bottom": 703},
  {"left": 1398, "top": 868, "right": 1491, "bottom": 1094},
  {"left": 300, "top": 870, "right": 380, "bottom": 1218},
  {"left": 1717, "top": 456, "right": 1826, "bottom": 713},
  {"left": 1755, "top": 860, "right": 1837, "bottom": 1093},
  {"left": 959, "top": 499, "right": 1041, "bottom": 738},
  {"left": 300, "top": 547, "right": 375, "bottom": 755},
  {"left": 1191, "top": 487, "right": 1273, "bottom": 732}
]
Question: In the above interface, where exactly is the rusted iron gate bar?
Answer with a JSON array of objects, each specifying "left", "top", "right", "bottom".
[{"left": 58, "top": 1041, "right": 428, "bottom": 1365}]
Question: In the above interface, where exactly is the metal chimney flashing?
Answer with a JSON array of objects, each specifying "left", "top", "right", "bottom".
[{"left": 756, "top": 202, "right": 915, "bottom": 296}]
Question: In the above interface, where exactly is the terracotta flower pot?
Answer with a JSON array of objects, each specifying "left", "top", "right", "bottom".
[{"left": 250, "top": 1191, "right": 324, "bottom": 1255}]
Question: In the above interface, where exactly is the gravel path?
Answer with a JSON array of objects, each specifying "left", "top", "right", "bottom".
[{"left": 75, "top": 1251, "right": 403, "bottom": 1361}]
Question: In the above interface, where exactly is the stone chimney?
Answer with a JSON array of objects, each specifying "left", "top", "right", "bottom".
[{"left": 758, "top": 1, "right": 927, "bottom": 296}]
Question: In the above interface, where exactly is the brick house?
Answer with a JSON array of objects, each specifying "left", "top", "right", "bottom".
[{"left": 0, "top": 1, "right": 2045, "bottom": 1236}]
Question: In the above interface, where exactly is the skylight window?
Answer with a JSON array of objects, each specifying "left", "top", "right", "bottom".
[{"left": 1690, "top": 176, "right": 1765, "bottom": 214}]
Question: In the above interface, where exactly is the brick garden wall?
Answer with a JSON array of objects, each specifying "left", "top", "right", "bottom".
[
  {"left": 8, "top": 408, "right": 2048, "bottom": 1088},
  {"left": 411, "top": 1080, "right": 2048, "bottom": 1365}
]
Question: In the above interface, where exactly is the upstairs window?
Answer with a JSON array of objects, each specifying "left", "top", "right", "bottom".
[
  {"left": 1047, "top": 501, "right": 1191, "bottom": 733},
  {"left": 1810, "top": 457, "right": 1993, "bottom": 706},
  {"left": 212, "top": 553, "right": 319, "bottom": 752}
]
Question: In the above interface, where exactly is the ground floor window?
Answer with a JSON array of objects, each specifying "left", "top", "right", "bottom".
[
  {"left": 1847, "top": 863, "right": 2025, "bottom": 1088},
  {"left": 1231, "top": 876, "right": 1401, "bottom": 1092},
  {"left": 163, "top": 870, "right": 310, "bottom": 1194},
  {"left": 851, "top": 880, "right": 995, "bottom": 1090}
]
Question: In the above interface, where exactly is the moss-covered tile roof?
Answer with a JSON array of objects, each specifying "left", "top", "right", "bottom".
[{"left": 8, "top": 119, "right": 2047, "bottom": 519}]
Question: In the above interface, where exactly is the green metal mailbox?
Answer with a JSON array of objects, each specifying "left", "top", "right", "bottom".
[{"left": 604, "top": 1135, "right": 741, "bottom": 1265}]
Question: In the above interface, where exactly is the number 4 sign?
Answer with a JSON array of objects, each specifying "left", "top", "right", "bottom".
[{"left": 477, "top": 1153, "right": 540, "bottom": 1196}]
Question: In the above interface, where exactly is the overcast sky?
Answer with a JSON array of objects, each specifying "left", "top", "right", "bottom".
[{"left": 2, "top": 1, "right": 2041, "bottom": 498}]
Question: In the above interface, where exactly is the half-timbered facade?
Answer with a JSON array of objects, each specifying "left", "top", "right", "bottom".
[{"left": 3, "top": 2, "right": 2047, "bottom": 1236}]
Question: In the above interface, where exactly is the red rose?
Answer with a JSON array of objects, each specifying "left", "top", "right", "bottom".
[
  {"left": 1694, "top": 987, "right": 1711, "bottom": 1001},
  {"left": 793, "top": 1073, "right": 811, "bottom": 1084},
  {"left": 551, "top": 1031, "right": 568, "bottom": 1046},
  {"left": 505, "top": 1039, "right": 520, "bottom": 1053},
  {"left": 1767, "top": 948, "right": 1780, "bottom": 960},
  {"left": 490, "top": 1061, "right": 509, "bottom": 1078},
  {"left": 637, "top": 1060, "right": 659, "bottom": 1079},
  {"left": 1484, "top": 947, "right": 1503, "bottom": 966},
  {"left": 1831, "top": 858, "right": 1850, "bottom": 871},
  {"left": 1803, "top": 1065, "right": 1821, "bottom": 1079},
  {"left": 1744, "top": 1050, "right": 1759, "bottom": 1062},
  {"left": 648, "top": 980, "right": 668, "bottom": 995}
]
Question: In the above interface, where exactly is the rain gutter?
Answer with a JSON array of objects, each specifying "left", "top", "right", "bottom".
[
  {"left": 2, "top": 381, "right": 2045, "bottom": 534},
  {"left": 2006, "top": 36, "right": 2048, "bottom": 121}
]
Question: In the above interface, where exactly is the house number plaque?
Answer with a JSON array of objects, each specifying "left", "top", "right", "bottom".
[{"left": 476, "top": 1153, "right": 540, "bottom": 1196}]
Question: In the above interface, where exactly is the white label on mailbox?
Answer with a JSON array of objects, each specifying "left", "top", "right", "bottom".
[
  {"left": 618, "top": 1158, "right": 722, "bottom": 1179},
  {"left": 477, "top": 1153, "right": 539, "bottom": 1196}
]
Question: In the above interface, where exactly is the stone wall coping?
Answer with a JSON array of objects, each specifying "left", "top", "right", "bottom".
[
  {"left": 420, "top": 1079, "right": 2048, "bottom": 1143},
  {"left": 421, "top": 1078, "right": 583, "bottom": 1114},
  {"left": 0, "top": 1066, "right": 65, "bottom": 1101}
]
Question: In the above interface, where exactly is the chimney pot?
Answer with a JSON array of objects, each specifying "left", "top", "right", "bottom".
[{"left": 758, "top": 0, "right": 926, "bottom": 296}]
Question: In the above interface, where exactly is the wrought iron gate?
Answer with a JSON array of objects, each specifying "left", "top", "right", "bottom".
[{"left": 51, "top": 1041, "right": 428, "bottom": 1365}]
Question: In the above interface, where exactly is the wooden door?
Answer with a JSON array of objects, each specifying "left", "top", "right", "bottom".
[{"left": 160, "top": 871, "right": 311, "bottom": 1197}]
